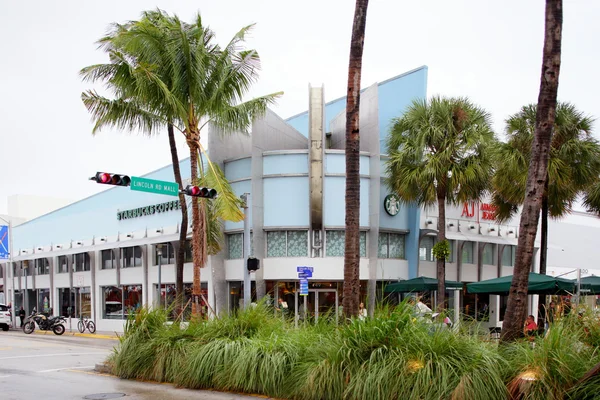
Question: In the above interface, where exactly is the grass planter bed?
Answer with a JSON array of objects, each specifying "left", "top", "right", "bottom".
[{"left": 109, "top": 304, "right": 600, "bottom": 400}]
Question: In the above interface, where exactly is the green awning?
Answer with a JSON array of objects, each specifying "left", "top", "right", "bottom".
[
  {"left": 384, "top": 277, "right": 463, "bottom": 293},
  {"left": 575, "top": 275, "right": 600, "bottom": 295},
  {"left": 466, "top": 272, "right": 575, "bottom": 295}
]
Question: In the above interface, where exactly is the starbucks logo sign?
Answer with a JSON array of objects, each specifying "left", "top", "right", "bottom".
[{"left": 384, "top": 194, "right": 400, "bottom": 216}]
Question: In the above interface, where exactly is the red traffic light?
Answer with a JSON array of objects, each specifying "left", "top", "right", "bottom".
[
  {"left": 91, "top": 172, "right": 131, "bottom": 187},
  {"left": 183, "top": 185, "right": 217, "bottom": 199}
]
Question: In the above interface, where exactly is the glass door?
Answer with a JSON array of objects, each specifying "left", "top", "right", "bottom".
[{"left": 297, "top": 289, "right": 338, "bottom": 323}]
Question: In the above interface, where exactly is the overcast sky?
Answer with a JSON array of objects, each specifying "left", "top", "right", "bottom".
[{"left": 1, "top": 0, "right": 598, "bottom": 214}]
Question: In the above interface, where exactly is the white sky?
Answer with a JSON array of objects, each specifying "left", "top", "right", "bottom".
[{"left": 1, "top": 0, "right": 599, "bottom": 214}]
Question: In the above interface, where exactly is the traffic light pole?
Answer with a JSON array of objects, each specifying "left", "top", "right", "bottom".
[{"left": 241, "top": 193, "right": 251, "bottom": 309}]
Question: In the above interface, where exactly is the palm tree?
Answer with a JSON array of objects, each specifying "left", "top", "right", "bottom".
[
  {"left": 500, "top": 0, "right": 563, "bottom": 343},
  {"left": 343, "top": 0, "right": 370, "bottom": 319},
  {"left": 81, "top": 10, "right": 281, "bottom": 317},
  {"left": 385, "top": 97, "right": 495, "bottom": 310},
  {"left": 80, "top": 12, "right": 190, "bottom": 309},
  {"left": 492, "top": 102, "right": 600, "bottom": 325}
]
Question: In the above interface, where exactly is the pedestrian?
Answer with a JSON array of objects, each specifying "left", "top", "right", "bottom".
[
  {"left": 358, "top": 302, "right": 367, "bottom": 320},
  {"left": 19, "top": 306, "right": 25, "bottom": 327},
  {"left": 524, "top": 315, "right": 538, "bottom": 342}
]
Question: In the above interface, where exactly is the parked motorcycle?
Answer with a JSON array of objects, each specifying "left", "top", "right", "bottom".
[{"left": 22, "top": 309, "right": 66, "bottom": 335}]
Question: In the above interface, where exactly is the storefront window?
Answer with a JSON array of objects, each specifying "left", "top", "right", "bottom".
[
  {"left": 35, "top": 258, "right": 50, "bottom": 275},
  {"left": 325, "top": 231, "right": 367, "bottom": 257},
  {"left": 228, "top": 281, "right": 257, "bottom": 312},
  {"left": 155, "top": 282, "right": 207, "bottom": 320},
  {"left": 419, "top": 237, "right": 435, "bottom": 261},
  {"left": 102, "top": 285, "right": 143, "bottom": 319},
  {"left": 448, "top": 240, "right": 455, "bottom": 263},
  {"left": 57, "top": 256, "right": 69, "bottom": 273},
  {"left": 155, "top": 243, "right": 175, "bottom": 265},
  {"left": 121, "top": 246, "right": 142, "bottom": 268},
  {"left": 101, "top": 250, "right": 116, "bottom": 269},
  {"left": 37, "top": 289, "right": 50, "bottom": 313},
  {"left": 482, "top": 244, "right": 495, "bottom": 265},
  {"left": 502, "top": 245, "right": 516, "bottom": 267},
  {"left": 58, "top": 288, "right": 73, "bottom": 317},
  {"left": 462, "top": 241, "right": 474, "bottom": 264},
  {"left": 378, "top": 233, "right": 406, "bottom": 259},
  {"left": 73, "top": 253, "right": 91, "bottom": 272}
]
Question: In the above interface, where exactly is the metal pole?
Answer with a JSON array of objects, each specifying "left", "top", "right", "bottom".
[
  {"left": 241, "top": 193, "right": 251, "bottom": 309},
  {"left": 157, "top": 245, "right": 162, "bottom": 308},
  {"left": 24, "top": 261, "right": 28, "bottom": 314},
  {"left": 577, "top": 268, "right": 581, "bottom": 306}
]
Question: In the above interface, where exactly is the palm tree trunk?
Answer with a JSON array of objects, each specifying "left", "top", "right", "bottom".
[
  {"left": 500, "top": 0, "right": 562, "bottom": 343},
  {"left": 167, "top": 124, "right": 188, "bottom": 313},
  {"left": 538, "top": 182, "right": 549, "bottom": 327},
  {"left": 436, "top": 193, "right": 447, "bottom": 310},
  {"left": 343, "top": 0, "right": 369, "bottom": 319},
  {"left": 188, "top": 132, "right": 206, "bottom": 317}
]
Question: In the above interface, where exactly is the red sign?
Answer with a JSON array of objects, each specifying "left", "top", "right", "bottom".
[{"left": 461, "top": 202, "right": 496, "bottom": 221}]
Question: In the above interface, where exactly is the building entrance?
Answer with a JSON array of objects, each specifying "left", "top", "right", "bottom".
[{"left": 297, "top": 289, "right": 338, "bottom": 323}]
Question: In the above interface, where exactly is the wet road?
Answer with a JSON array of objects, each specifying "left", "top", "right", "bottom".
[{"left": 0, "top": 331, "right": 264, "bottom": 400}]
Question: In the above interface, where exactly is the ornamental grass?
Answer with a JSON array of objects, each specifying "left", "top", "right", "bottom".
[{"left": 108, "top": 301, "right": 600, "bottom": 400}]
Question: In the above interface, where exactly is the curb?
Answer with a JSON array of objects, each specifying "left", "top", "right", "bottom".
[{"left": 33, "top": 330, "right": 119, "bottom": 340}]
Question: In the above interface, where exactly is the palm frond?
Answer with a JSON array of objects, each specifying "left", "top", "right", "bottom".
[
  {"left": 81, "top": 91, "right": 166, "bottom": 135},
  {"left": 198, "top": 147, "right": 244, "bottom": 223}
]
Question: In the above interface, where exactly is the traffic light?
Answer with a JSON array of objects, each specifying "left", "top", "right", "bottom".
[
  {"left": 182, "top": 185, "right": 217, "bottom": 199},
  {"left": 247, "top": 257, "right": 260, "bottom": 272},
  {"left": 91, "top": 172, "right": 131, "bottom": 187}
]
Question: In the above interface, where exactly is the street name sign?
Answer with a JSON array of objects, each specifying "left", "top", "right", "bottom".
[{"left": 130, "top": 177, "right": 179, "bottom": 197}]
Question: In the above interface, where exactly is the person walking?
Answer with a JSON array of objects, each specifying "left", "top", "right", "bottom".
[{"left": 18, "top": 306, "right": 25, "bottom": 327}]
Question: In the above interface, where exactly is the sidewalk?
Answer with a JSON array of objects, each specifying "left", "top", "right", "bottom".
[{"left": 32, "top": 329, "right": 119, "bottom": 340}]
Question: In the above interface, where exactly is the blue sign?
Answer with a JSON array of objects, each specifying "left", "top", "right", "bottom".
[
  {"left": 0, "top": 225, "right": 8, "bottom": 260},
  {"left": 299, "top": 279, "right": 309, "bottom": 296},
  {"left": 297, "top": 266, "right": 313, "bottom": 278}
]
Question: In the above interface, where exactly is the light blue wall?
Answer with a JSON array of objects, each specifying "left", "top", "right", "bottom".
[
  {"left": 379, "top": 184, "right": 410, "bottom": 230},
  {"left": 263, "top": 154, "right": 308, "bottom": 175},
  {"left": 224, "top": 180, "right": 252, "bottom": 231},
  {"left": 14, "top": 159, "right": 192, "bottom": 249},
  {"left": 323, "top": 177, "right": 369, "bottom": 227},
  {"left": 286, "top": 99, "right": 347, "bottom": 138},
  {"left": 325, "top": 154, "right": 370, "bottom": 175},
  {"left": 263, "top": 177, "right": 309, "bottom": 227},
  {"left": 225, "top": 158, "right": 251, "bottom": 181},
  {"left": 378, "top": 67, "right": 428, "bottom": 153}
]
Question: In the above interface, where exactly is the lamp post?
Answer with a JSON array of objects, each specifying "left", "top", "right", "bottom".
[
  {"left": 0, "top": 216, "right": 14, "bottom": 327},
  {"left": 157, "top": 244, "right": 163, "bottom": 308},
  {"left": 240, "top": 193, "right": 251, "bottom": 309}
]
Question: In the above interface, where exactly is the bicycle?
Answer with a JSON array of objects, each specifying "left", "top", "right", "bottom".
[{"left": 77, "top": 316, "right": 96, "bottom": 334}]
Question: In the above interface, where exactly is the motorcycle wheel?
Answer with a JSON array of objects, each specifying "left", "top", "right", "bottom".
[
  {"left": 88, "top": 321, "right": 96, "bottom": 334},
  {"left": 23, "top": 321, "right": 35, "bottom": 334},
  {"left": 77, "top": 321, "right": 85, "bottom": 333},
  {"left": 53, "top": 324, "right": 65, "bottom": 336}
]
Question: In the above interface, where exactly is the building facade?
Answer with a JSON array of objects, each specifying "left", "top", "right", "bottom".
[{"left": 1, "top": 66, "right": 595, "bottom": 332}]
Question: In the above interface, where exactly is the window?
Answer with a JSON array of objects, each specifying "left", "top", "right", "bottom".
[
  {"left": 419, "top": 236, "right": 435, "bottom": 261},
  {"left": 57, "top": 256, "right": 69, "bottom": 273},
  {"left": 462, "top": 241, "right": 474, "bottom": 264},
  {"left": 448, "top": 240, "right": 455, "bottom": 263},
  {"left": 325, "top": 231, "right": 366, "bottom": 257},
  {"left": 35, "top": 258, "right": 50, "bottom": 275},
  {"left": 267, "top": 231, "right": 308, "bottom": 257},
  {"left": 155, "top": 243, "right": 175, "bottom": 265},
  {"left": 184, "top": 239, "right": 193, "bottom": 263},
  {"left": 72, "top": 253, "right": 91, "bottom": 272},
  {"left": 482, "top": 244, "right": 495, "bottom": 265},
  {"left": 37, "top": 288, "right": 50, "bottom": 313},
  {"left": 226, "top": 233, "right": 256, "bottom": 259},
  {"left": 103, "top": 285, "right": 143, "bottom": 319},
  {"left": 378, "top": 233, "right": 406, "bottom": 259},
  {"left": 0, "top": 264, "right": 3, "bottom": 278},
  {"left": 121, "top": 246, "right": 142, "bottom": 268},
  {"left": 502, "top": 245, "right": 516, "bottom": 267},
  {"left": 101, "top": 250, "right": 116, "bottom": 270},
  {"left": 227, "top": 233, "right": 243, "bottom": 259}
]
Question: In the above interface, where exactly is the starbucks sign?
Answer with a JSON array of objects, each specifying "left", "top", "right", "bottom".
[{"left": 384, "top": 194, "right": 400, "bottom": 216}]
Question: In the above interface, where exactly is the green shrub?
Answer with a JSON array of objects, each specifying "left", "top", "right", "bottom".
[{"left": 109, "top": 301, "right": 600, "bottom": 400}]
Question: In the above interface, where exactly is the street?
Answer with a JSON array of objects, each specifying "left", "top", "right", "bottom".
[{"left": 0, "top": 331, "right": 263, "bottom": 400}]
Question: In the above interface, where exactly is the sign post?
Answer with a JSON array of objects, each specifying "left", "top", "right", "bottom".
[
  {"left": 130, "top": 176, "right": 179, "bottom": 197},
  {"left": 296, "top": 266, "right": 313, "bottom": 322}
]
